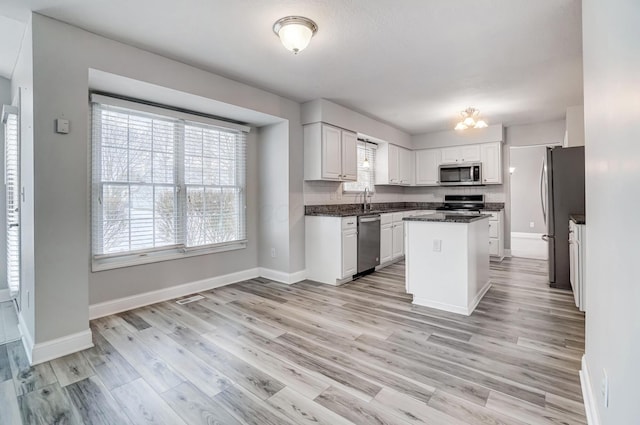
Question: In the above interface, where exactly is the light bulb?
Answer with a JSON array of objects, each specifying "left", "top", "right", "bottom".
[
  {"left": 474, "top": 120, "right": 488, "bottom": 128},
  {"left": 273, "top": 17, "right": 318, "bottom": 54},
  {"left": 463, "top": 116, "right": 476, "bottom": 126},
  {"left": 455, "top": 122, "right": 468, "bottom": 131},
  {"left": 362, "top": 157, "right": 370, "bottom": 169}
]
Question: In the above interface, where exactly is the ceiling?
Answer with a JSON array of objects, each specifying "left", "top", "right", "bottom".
[{"left": 0, "top": 0, "right": 583, "bottom": 134}]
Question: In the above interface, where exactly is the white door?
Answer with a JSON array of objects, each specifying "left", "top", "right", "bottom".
[
  {"left": 399, "top": 148, "right": 413, "bottom": 185},
  {"left": 3, "top": 106, "right": 20, "bottom": 303},
  {"left": 380, "top": 224, "right": 392, "bottom": 264},
  {"left": 341, "top": 229, "right": 358, "bottom": 278},
  {"left": 392, "top": 223, "right": 404, "bottom": 259},
  {"left": 481, "top": 142, "right": 502, "bottom": 184},
  {"left": 415, "top": 149, "right": 441, "bottom": 185},
  {"left": 341, "top": 130, "right": 358, "bottom": 181},
  {"left": 321, "top": 124, "right": 343, "bottom": 180},
  {"left": 460, "top": 145, "right": 481, "bottom": 162},
  {"left": 387, "top": 144, "right": 399, "bottom": 184},
  {"left": 441, "top": 147, "right": 461, "bottom": 163}
]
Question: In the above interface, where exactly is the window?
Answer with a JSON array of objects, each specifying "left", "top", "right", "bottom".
[
  {"left": 343, "top": 141, "right": 376, "bottom": 192},
  {"left": 3, "top": 106, "right": 20, "bottom": 295},
  {"left": 91, "top": 95, "right": 247, "bottom": 269}
]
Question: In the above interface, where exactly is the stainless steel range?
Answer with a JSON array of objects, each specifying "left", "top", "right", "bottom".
[{"left": 436, "top": 194, "right": 485, "bottom": 215}]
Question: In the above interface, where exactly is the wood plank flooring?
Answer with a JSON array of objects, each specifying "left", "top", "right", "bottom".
[{"left": 0, "top": 257, "right": 586, "bottom": 424}]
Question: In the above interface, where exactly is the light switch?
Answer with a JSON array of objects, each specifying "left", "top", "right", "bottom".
[{"left": 55, "top": 118, "right": 70, "bottom": 134}]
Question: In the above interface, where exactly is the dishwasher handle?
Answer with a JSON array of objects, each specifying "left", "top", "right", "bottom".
[{"left": 359, "top": 216, "right": 381, "bottom": 223}]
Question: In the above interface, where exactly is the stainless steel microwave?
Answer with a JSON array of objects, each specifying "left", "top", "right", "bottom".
[{"left": 438, "top": 162, "right": 483, "bottom": 186}]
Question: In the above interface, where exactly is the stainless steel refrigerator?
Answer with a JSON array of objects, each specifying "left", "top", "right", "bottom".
[{"left": 541, "top": 146, "right": 585, "bottom": 290}]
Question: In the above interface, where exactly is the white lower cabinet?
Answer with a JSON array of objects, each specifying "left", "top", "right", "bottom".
[
  {"left": 392, "top": 222, "right": 404, "bottom": 259},
  {"left": 305, "top": 216, "right": 358, "bottom": 285},
  {"left": 482, "top": 210, "right": 504, "bottom": 260},
  {"left": 380, "top": 221, "right": 393, "bottom": 264},
  {"left": 341, "top": 228, "right": 358, "bottom": 278}
]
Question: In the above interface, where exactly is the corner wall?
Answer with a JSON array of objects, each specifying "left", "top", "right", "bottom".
[
  {"left": 0, "top": 76, "right": 11, "bottom": 293},
  {"left": 582, "top": 0, "right": 640, "bottom": 423}
]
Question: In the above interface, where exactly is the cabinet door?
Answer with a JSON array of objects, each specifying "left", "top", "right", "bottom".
[
  {"left": 388, "top": 144, "right": 400, "bottom": 184},
  {"left": 460, "top": 145, "right": 481, "bottom": 162},
  {"left": 415, "top": 149, "right": 441, "bottom": 185},
  {"left": 480, "top": 142, "right": 502, "bottom": 184},
  {"left": 399, "top": 148, "right": 413, "bottom": 185},
  {"left": 489, "top": 239, "right": 499, "bottom": 256},
  {"left": 392, "top": 223, "right": 404, "bottom": 259},
  {"left": 441, "top": 147, "right": 461, "bottom": 164},
  {"left": 321, "top": 124, "right": 343, "bottom": 180},
  {"left": 341, "top": 130, "right": 358, "bottom": 181},
  {"left": 380, "top": 224, "right": 393, "bottom": 264},
  {"left": 341, "top": 229, "right": 358, "bottom": 278}
]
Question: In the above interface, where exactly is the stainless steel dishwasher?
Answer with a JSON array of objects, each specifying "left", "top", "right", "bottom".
[{"left": 357, "top": 215, "right": 381, "bottom": 274}]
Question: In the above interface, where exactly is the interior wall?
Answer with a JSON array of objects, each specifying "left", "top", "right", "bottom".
[
  {"left": 29, "top": 13, "right": 302, "bottom": 344},
  {"left": 0, "top": 76, "right": 11, "bottom": 291},
  {"left": 582, "top": 0, "right": 640, "bottom": 423},
  {"left": 509, "top": 146, "right": 547, "bottom": 233}
]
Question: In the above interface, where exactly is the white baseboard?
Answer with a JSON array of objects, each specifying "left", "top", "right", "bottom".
[
  {"left": 259, "top": 268, "right": 307, "bottom": 285},
  {"left": 0, "top": 288, "right": 11, "bottom": 302},
  {"left": 30, "top": 329, "right": 94, "bottom": 366},
  {"left": 580, "top": 355, "right": 600, "bottom": 425},
  {"left": 17, "top": 311, "right": 34, "bottom": 364},
  {"left": 89, "top": 267, "right": 260, "bottom": 319},
  {"left": 413, "top": 281, "right": 491, "bottom": 316}
]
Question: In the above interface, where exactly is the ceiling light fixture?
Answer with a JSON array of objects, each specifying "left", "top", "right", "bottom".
[
  {"left": 273, "top": 16, "right": 318, "bottom": 54},
  {"left": 454, "top": 107, "right": 488, "bottom": 130}
]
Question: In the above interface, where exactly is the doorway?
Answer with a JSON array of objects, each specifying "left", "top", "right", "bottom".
[{"left": 509, "top": 145, "right": 552, "bottom": 259}]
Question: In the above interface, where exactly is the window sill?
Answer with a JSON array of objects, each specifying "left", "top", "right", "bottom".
[{"left": 91, "top": 241, "right": 247, "bottom": 272}]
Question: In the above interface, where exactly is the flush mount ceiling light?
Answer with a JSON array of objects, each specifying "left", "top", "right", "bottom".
[
  {"left": 454, "top": 107, "right": 488, "bottom": 130},
  {"left": 273, "top": 16, "right": 318, "bottom": 54}
]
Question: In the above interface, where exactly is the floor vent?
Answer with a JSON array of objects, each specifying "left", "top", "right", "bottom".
[{"left": 176, "top": 295, "right": 205, "bottom": 305}]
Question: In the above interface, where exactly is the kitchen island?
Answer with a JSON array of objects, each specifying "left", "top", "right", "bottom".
[{"left": 404, "top": 213, "right": 491, "bottom": 315}]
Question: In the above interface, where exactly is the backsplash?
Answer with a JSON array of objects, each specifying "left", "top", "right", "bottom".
[{"left": 304, "top": 181, "right": 506, "bottom": 205}]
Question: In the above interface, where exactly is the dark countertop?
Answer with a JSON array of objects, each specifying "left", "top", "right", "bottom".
[
  {"left": 305, "top": 202, "right": 504, "bottom": 217},
  {"left": 570, "top": 214, "right": 586, "bottom": 224},
  {"left": 403, "top": 213, "right": 491, "bottom": 224}
]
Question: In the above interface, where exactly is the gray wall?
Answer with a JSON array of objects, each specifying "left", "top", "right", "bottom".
[
  {"left": 0, "top": 76, "right": 11, "bottom": 292},
  {"left": 583, "top": 0, "right": 640, "bottom": 422},
  {"left": 25, "top": 13, "right": 303, "bottom": 345},
  {"left": 509, "top": 146, "right": 547, "bottom": 233}
]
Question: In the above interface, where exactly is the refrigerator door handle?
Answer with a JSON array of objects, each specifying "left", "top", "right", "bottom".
[
  {"left": 540, "top": 159, "right": 547, "bottom": 226},
  {"left": 541, "top": 234, "right": 554, "bottom": 242}
]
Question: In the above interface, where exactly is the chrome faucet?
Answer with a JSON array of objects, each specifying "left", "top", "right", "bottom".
[{"left": 363, "top": 188, "right": 371, "bottom": 211}]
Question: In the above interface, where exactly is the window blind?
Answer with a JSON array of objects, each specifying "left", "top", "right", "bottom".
[
  {"left": 91, "top": 96, "right": 247, "bottom": 265},
  {"left": 344, "top": 141, "right": 377, "bottom": 192},
  {"left": 3, "top": 108, "right": 20, "bottom": 294}
]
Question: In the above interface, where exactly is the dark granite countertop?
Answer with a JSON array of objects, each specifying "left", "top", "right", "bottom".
[
  {"left": 570, "top": 214, "right": 586, "bottom": 224},
  {"left": 305, "top": 202, "right": 504, "bottom": 217},
  {"left": 403, "top": 213, "right": 492, "bottom": 224}
]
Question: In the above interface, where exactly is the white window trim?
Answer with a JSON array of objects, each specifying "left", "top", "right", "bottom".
[{"left": 90, "top": 94, "right": 249, "bottom": 271}]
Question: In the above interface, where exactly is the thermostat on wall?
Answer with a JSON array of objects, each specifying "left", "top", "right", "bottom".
[{"left": 55, "top": 118, "right": 69, "bottom": 134}]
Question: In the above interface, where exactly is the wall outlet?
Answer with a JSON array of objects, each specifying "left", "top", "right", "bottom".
[
  {"left": 529, "top": 221, "right": 535, "bottom": 228},
  {"left": 270, "top": 248, "right": 276, "bottom": 258},
  {"left": 601, "top": 369, "right": 609, "bottom": 407},
  {"left": 433, "top": 239, "right": 442, "bottom": 252}
]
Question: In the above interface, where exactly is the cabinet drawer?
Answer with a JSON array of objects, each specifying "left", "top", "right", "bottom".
[
  {"left": 342, "top": 216, "right": 357, "bottom": 230},
  {"left": 380, "top": 213, "right": 393, "bottom": 225},
  {"left": 392, "top": 212, "right": 404, "bottom": 223},
  {"left": 488, "top": 221, "right": 498, "bottom": 238},
  {"left": 489, "top": 238, "right": 499, "bottom": 256}
]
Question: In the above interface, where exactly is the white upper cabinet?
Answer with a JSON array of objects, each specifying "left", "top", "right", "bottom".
[
  {"left": 415, "top": 148, "right": 441, "bottom": 185},
  {"left": 376, "top": 143, "right": 414, "bottom": 186},
  {"left": 480, "top": 142, "right": 502, "bottom": 184},
  {"left": 304, "top": 123, "right": 358, "bottom": 181},
  {"left": 441, "top": 145, "right": 481, "bottom": 164}
]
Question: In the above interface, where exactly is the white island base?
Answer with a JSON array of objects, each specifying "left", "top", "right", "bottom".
[{"left": 404, "top": 215, "right": 491, "bottom": 316}]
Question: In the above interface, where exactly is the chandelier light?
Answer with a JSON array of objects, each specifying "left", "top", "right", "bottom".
[
  {"left": 454, "top": 107, "right": 488, "bottom": 130},
  {"left": 273, "top": 16, "right": 318, "bottom": 54}
]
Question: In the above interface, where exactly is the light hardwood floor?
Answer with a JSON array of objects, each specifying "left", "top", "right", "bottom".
[{"left": 0, "top": 257, "right": 586, "bottom": 424}]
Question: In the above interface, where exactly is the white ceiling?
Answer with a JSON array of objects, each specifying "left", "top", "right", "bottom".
[{"left": 0, "top": 0, "right": 583, "bottom": 134}]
